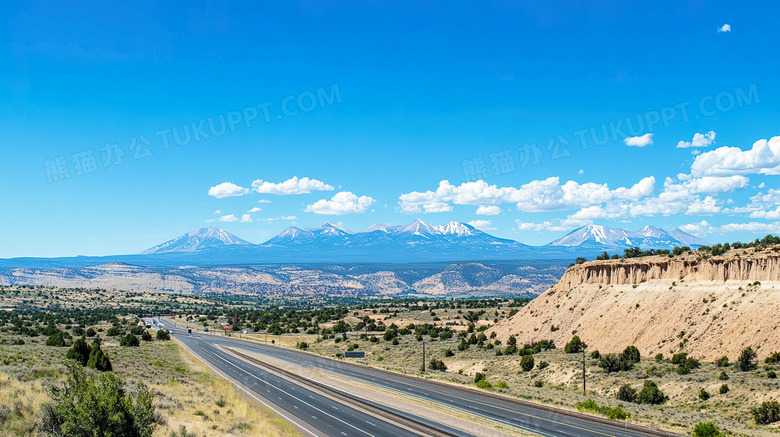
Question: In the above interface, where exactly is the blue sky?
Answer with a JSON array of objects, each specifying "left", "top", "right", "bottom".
[{"left": 2, "top": 1, "right": 780, "bottom": 257}]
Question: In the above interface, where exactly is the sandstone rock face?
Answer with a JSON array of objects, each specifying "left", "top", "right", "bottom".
[{"left": 490, "top": 247, "right": 780, "bottom": 361}]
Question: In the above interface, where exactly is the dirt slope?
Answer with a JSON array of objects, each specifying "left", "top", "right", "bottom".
[{"left": 490, "top": 246, "right": 780, "bottom": 361}]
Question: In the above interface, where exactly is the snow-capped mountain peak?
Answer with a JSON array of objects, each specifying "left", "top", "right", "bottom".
[
  {"left": 436, "top": 221, "right": 480, "bottom": 237},
  {"left": 397, "top": 219, "right": 440, "bottom": 237},
  {"left": 550, "top": 224, "right": 707, "bottom": 249},
  {"left": 141, "top": 226, "right": 252, "bottom": 254}
]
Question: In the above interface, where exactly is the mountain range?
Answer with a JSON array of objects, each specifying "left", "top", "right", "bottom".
[
  {"left": 549, "top": 224, "right": 709, "bottom": 249},
  {"left": 136, "top": 220, "right": 707, "bottom": 262}
]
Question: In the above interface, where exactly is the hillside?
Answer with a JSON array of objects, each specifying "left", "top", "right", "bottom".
[
  {"left": 490, "top": 245, "right": 780, "bottom": 361},
  {"left": 0, "top": 261, "right": 565, "bottom": 298}
]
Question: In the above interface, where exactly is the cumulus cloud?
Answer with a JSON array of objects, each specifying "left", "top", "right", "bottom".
[
  {"left": 467, "top": 220, "right": 495, "bottom": 230},
  {"left": 718, "top": 24, "right": 731, "bottom": 33},
  {"left": 679, "top": 220, "right": 715, "bottom": 236},
  {"left": 305, "top": 191, "right": 375, "bottom": 215},
  {"left": 262, "top": 215, "right": 298, "bottom": 222},
  {"left": 257, "top": 199, "right": 272, "bottom": 204},
  {"left": 623, "top": 133, "right": 653, "bottom": 147},
  {"left": 252, "top": 176, "right": 334, "bottom": 195},
  {"left": 208, "top": 182, "right": 250, "bottom": 199},
  {"left": 398, "top": 177, "right": 656, "bottom": 214},
  {"left": 246, "top": 207, "right": 262, "bottom": 213},
  {"left": 240, "top": 214, "right": 252, "bottom": 223},
  {"left": 690, "top": 136, "right": 780, "bottom": 176},
  {"left": 476, "top": 205, "right": 501, "bottom": 215},
  {"left": 677, "top": 131, "right": 716, "bottom": 149},
  {"left": 213, "top": 210, "right": 221, "bottom": 215},
  {"left": 218, "top": 214, "right": 239, "bottom": 223}
]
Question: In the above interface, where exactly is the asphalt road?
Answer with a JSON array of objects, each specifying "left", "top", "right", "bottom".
[
  {"left": 155, "top": 319, "right": 679, "bottom": 437},
  {"left": 152, "top": 319, "right": 470, "bottom": 437}
]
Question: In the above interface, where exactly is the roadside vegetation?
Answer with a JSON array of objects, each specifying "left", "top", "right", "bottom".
[{"left": 3, "top": 284, "right": 780, "bottom": 436}]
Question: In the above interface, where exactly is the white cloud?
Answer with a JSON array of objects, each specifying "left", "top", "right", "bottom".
[
  {"left": 252, "top": 176, "right": 334, "bottom": 195},
  {"left": 218, "top": 214, "right": 239, "bottom": 223},
  {"left": 213, "top": 210, "right": 221, "bottom": 215},
  {"left": 691, "top": 136, "right": 780, "bottom": 176},
  {"left": 677, "top": 131, "right": 716, "bottom": 149},
  {"left": 624, "top": 133, "right": 653, "bottom": 147},
  {"left": 578, "top": 169, "right": 584, "bottom": 175},
  {"left": 208, "top": 182, "right": 250, "bottom": 199},
  {"left": 686, "top": 196, "right": 722, "bottom": 215},
  {"left": 679, "top": 220, "right": 715, "bottom": 236},
  {"left": 749, "top": 207, "right": 780, "bottom": 220},
  {"left": 246, "top": 207, "right": 262, "bottom": 213},
  {"left": 262, "top": 215, "right": 298, "bottom": 222},
  {"left": 718, "top": 24, "right": 731, "bottom": 33},
  {"left": 398, "top": 177, "right": 656, "bottom": 214},
  {"left": 240, "top": 214, "right": 252, "bottom": 223},
  {"left": 681, "top": 220, "right": 780, "bottom": 236},
  {"left": 305, "top": 191, "right": 375, "bottom": 215},
  {"left": 468, "top": 220, "right": 495, "bottom": 230},
  {"left": 476, "top": 205, "right": 501, "bottom": 215},
  {"left": 257, "top": 199, "right": 272, "bottom": 204}
]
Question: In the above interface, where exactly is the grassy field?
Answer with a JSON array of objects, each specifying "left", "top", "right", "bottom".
[{"left": 0, "top": 285, "right": 302, "bottom": 437}]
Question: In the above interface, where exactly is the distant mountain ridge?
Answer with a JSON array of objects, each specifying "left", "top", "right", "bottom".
[
  {"left": 549, "top": 224, "right": 708, "bottom": 249},
  {"left": 141, "top": 226, "right": 252, "bottom": 254}
]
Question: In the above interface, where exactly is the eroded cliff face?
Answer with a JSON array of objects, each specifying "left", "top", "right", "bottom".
[
  {"left": 490, "top": 247, "right": 780, "bottom": 361},
  {"left": 556, "top": 249, "right": 780, "bottom": 289}
]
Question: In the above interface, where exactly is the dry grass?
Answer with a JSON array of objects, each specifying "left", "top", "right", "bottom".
[
  {"left": 303, "top": 305, "right": 780, "bottom": 437},
  {"left": 0, "top": 328, "right": 300, "bottom": 436}
]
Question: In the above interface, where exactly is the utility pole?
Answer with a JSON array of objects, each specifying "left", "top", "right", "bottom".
[{"left": 422, "top": 340, "right": 426, "bottom": 372}]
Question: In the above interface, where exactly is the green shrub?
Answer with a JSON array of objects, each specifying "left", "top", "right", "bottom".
[
  {"left": 692, "top": 422, "right": 724, "bottom": 437},
  {"left": 141, "top": 331, "right": 153, "bottom": 341},
  {"left": 521, "top": 355, "right": 535, "bottom": 372},
  {"left": 474, "top": 372, "right": 486, "bottom": 383},
  {"left": 495, "top": 381, "right": 509, "bottom": 389},
  {"left": 65, "top": 338, "right": 91, "bottom": 366},
  {"left": 654, "top": 353, "right": 664, "bottom": 362},
  {"left": 87, "top": 340, "right": 112, "bottom": 372},
  {"left": 444, "top": 348, "right": 454, "bottom": 357},
  {"left": 537, "top": 361, "right": 549, "bottom": 370},
  {"left": 599, "top": 353, "right": 634, "bottom": 373},
  {"left": 751, "top": 400, "right": 780, "bottom": 425},
  {"left": 85, "top": 328, "right": 97, "bottom": 337},
  {"left": 671, "top": 352, "right": 688, "bottom": 365},
  {"left": 156, "top": 329, "right": 170, "bottom": 341},
  {"left": 576, "top": 399, "right": 630, "bottom": 420},
  {"left": 40, "top": 362, "right": 155, "bottom": 437},
  {"left": 738, "top": 347, "right": 757, "bottom": 372},
  {"left": 429, "top": 358, "right": 447, "bottom": 371},
  {"left": 296, "top": 341, "right": 309, "bottom": 350},
  {"left": 475, "top": 379, "right": 492, "bottom": 389},
  {"left": 715, "top": 356, "right": 730, "bottom": 367},
  {"left": 590, "top": 350, "right": 601, "bottom": 359},
  {"left": 616, "top": 384, "right": 637, "bottom": 403},
  {"left": 564, "top": 336, "right": 586, "bottom": 353},
  {"left": 768, "top": 370, "right": 777, "bottom": 379},
  {"left": 719, "top": 384, "right": 729, "bottom": 394},
  {"left": 46, "top": 332, "right": 68, "bottom": 347},
  {"left": 120, "top": 334, "right": 140, "bottom": 347},
  {"left": 621, "top": 346, "right": 641, "bottom": 363},
  {"left": 637, "top": 380, "right": 666, "bottom": 405},
  {"left": 765, "top": 351, "right": 780, "bottom": 364},
  {"left": 699, "top": 388, "right": 710, "bottom": 401},
  {"left": 718, "top": 371, "right": 729, "bottom": 380},
  {"left": 106, "top": 327, "right": 122, "bottom": 336}
]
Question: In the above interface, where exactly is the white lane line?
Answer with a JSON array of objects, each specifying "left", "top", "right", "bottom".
[
  {"left": 204, "top": 343, "right": 377, "bottom": 437},
  {"left": 173, "top": 338, "right": 321, "bottom": 437}
]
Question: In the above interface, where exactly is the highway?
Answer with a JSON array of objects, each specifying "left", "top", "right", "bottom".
[{"left": 154, "top": 319, "right": 680, "bottom": 437}]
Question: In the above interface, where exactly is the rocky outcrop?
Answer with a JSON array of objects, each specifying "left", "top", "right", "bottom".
[
  {"left": 556, "top": 248, "right": 780, "bottom": 289},
  {"left": 490, "top": 247, "right": 780, "bottom": 361}
]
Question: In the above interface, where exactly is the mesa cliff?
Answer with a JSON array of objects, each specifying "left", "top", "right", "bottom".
[{"left": 490, "top": 246, "right": 780, "bottom": 361}]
